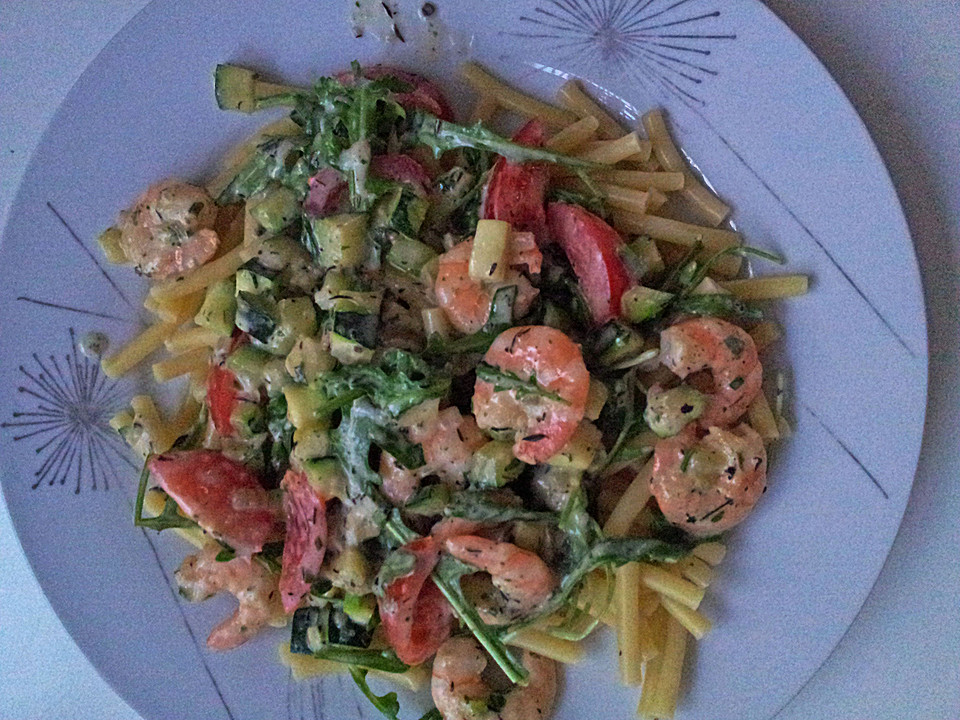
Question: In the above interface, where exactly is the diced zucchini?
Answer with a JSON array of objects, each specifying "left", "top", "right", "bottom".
[
  {"left": 371, "top": 187, "right": 429, "bottom": 238},
  {"left": 541, "top": 302, "right": 571, "bottom": 332},
  {"left": 621, "top": 285, "right": 674, "bottom": 323},
  {"left": 285, "top": 336, "right": 336, "bottom": 384},
  {"left": 108, "top": 409, "right": 134, "bottom": 432},
  {"left": 225, "top": 344, "right": 272, "bottom": 384},
  {"left": 249, "top": 185, "right": 300, "bottom": 234},
  {"left": 644, "top": 385, "right": 705, "bottom": 438},
  {"left": 596, "top": 321, "right": 655, "bottom": 369},
  {"left": 343, "top": 594, "right": 377, "bottom": 626},
  {"left": 329, "top": 332, "right": 375, "bottom": 365},
  {"left": 326, "top": 546, "right": 370, "bottom": 594},
  {"left": 304, "top": 214, "right": 368, "bottom": 269},
  {"left": 469, "top": 219, "right": 510, "bottom": 282},
  {"left": 291, "top": 425, "right": 331, "bottom": 462},
  {"left": 619, "top": 236, "right": 665, "bottom": 279},
  {"left": 231, "top": 399, "right": 266, "bottom": 437},
  {"left": 235, "top": 266, "right": 277, "bottom": 295},
  {"left": 314, "top": 271, "right": 382, "bottom": 314},
  {"left": 469, "top": 441, "right": 524, "bottom": 487},
  {"left": 265, "top": 297, "right": 318, "bottom": 355},
  {"left": 214, "top": 63, "right": 301, "bottom": 113},
  {"left": 547, "top": 421, "right": 603, "bottom": 470},
  {"left": 195, "top": 278, "right": 237, "bottom": 337},
  {"left": 404, "top": 484, "right": 452, "bottom": 515},
  {"left": 300, "top": 457, "right": 347, "bottom": 500},
  {"left": 284, "top": 384, "right": 323, "bottom": 429},
  {"left": 333, "top": 313, "right": 378, "bottom": 349},
  {"left": 235, "top": 291, "right": 278, "bottom": 343},
  {"left": 483, "top": 285, "right": 518, "bottom": 331},
  {"left": 386, "top": 236, "right": 438, "bottom": 278},
  {"left": 421, "top": 308, "right": 452, "bottom": 340},
  {"left": 97, "top": 227, "right": 128, "bottom": 264}
]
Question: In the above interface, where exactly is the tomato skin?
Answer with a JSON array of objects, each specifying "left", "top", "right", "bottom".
[
  {"left": 304, "top": 168, "right": 346, "bottom": 218},
  {"left": 546, "top": 202, "right": 631, "bottom": 324},
  {"left": 378, "top": 537, "right": 453, "bottom": 665},
  {"left": 207, "top": 363, "right": 239, "bottom": 438},
  {"left": 370, "top": 153, "right": 433, "bottom": 195},
  {"left": 482, "top": 120, "right": 550, "bottom": 244},
  {"left": 278, "top": 471, "right": 327, "bottom": 613},
  {"left": 148, "top": 450, "right": 281, "bottom": 555}
]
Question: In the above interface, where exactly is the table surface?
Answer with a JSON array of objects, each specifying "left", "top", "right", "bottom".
[{"left": 1, "top": 2, "right": 958, "bottom": 719}]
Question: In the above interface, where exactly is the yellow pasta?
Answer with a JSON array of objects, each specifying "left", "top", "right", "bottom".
[
  {"left": 596, "top": 183, "right": 649, "bottom": 215},
  {"left": 546, "top": 115, "right": 600, "bottom": 153},
  {"left": 469, "top": 94, "right": 500, "bottom": 124},
  {"left": 143, "top": 290, "right": 206, "bottom": 323},
  {"left": 615, "top": 562, "right": 645, "bottom": 686},
  {"left": 691, "top": 541, "right": 727, "bottom": 566},
  {"left": 577, "top": 570, "right": 618, "bottom": 627},
  {"left": 97, "top": 227, "right": 128, "bottom": 264},
  {"left": 637, "top": 608, "right": 668, "bottom": 717},
  {"left": 747, "top": 391, "right": 781, "bottom": 442},
  {"left": 102, "top": 321, "right": 178, "bottom": 378},
  {"left": 593, "top": 169, "right": 685, "bottom": 192},
  {"left": 638, "top": 564, "right": 704, "bottom": 610},
  {"left": 720, "top": 274, "right": 810, "bottom": 300},
  {"left": 575, "top": 133, "right": 652, "bottom": 165},
  {"left": 642, "top": 108, "right": 730, "bottom": 227},
  {"left": 460, "top": 63, "right": 578, "bottom": 128},
  {"left": 645, "top": 187, "right": 669, "bottom": 214},
  {"left": 149, "top": 239, "right": 261, "bottom": 302},
  {"left": 556, "top": 79, "right": 625, "bottom": 139},
  {"left": 660, "top": 595, "right": 712, "bottom": 641},
  {"left": 603, "top": 460, "right": 654, "bottom": 537},
  {"left": 165, "top": 325, "right": 222, "bottom": 354},
  {"left": 167, "top": 394, "right": 202, "bottom": 441},
  {"left": 673, "top": 555, "right": 714, "bottom": 589},
  {"left": 610, "top": 212, "right": 743, "bottom": 277},
  {"left": 651, "top": 613, "right": 688, "bottom": 718},
  {"left": 152, "top": 347, "right": 211, "bottom": 383},
  {"left": 507, "top": 628, "right": 585, "bottom": 665}
]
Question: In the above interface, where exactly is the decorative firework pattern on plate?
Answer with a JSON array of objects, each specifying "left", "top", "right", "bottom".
[
  {"left": 1, "top": 328, "right": 134, "bottom": 493},
  {"left": 509, "top": 0, "right": 735, "bottom": 105}
]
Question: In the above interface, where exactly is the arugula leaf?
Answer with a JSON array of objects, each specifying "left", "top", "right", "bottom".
[
  {"left": 411, "top": 112, "right": 599, "bottom": 170},
  {"left": 447, "top": 492, "right": 558, "bottom": 525},
  {"left": 322, "top": 350, "right": 450, "bottom": 417},
  {"left": 673, "top": 293, "right": 764, "bottom": 321},
  {"left": 133, "top": 461, "right": 199, "bottom": 532},
  {"left": 216, "top": 136, "right": 311, "bottom": 205},
  {"left": 476, "top": 362, "right": 570, "bottom": 405},
  {"left": 350, "top": 667, "right": 403, "bottom": 720},
  {"left": 333, "top": 398, "right": 424, "bottom": 498},
  {"left": 266, "top": 392, "right": 294, "bottom": 475}
]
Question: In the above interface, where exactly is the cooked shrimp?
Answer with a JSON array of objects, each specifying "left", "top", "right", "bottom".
[
  {"left": 659, "top": 317, "right": 762, "bottom": 427},
  {"left": 444, "top": 535, "right": 556, "bottom": 622},
  {"left": 175, "top": 543, "right": 283, "bottom": 650},
  {"left": 432, "top": 636, "right": 557, "bottom": 720},
  {"left": 380, "top": 407, "right": 486, "bottom": 504},
  {"left": 650, "top": 423, "right": 767, "bottom": 536},
  {"left": 435, "top": 239, "right": 540, "bottom": 335},
  {"left": 473, "top": 326, "right": 589, "bottom": 464},
  {"left": 118, "top": 179, "right": 220, "bottom": 279}
]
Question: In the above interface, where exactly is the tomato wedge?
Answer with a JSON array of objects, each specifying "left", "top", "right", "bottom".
[
  {"left": 207, "top": 363, "right": 240, "bottom": 438},
  {"left": 370, "top": 153, "right": 433, "bottom": 195},
  {"left": 482, "top": 119, "right": 550, "bottom": 244},
  {"left": 546, "top": 202, "right": 631, "bottom": 324},
  {"left": 278, "top": 470, "right": 328, "bottom": 613},
  {"left": 149, "top": 450, "right": 280, "bottom": 555},
  {"left": 377, "top": 537, "right": 453, "bottom": 665}
]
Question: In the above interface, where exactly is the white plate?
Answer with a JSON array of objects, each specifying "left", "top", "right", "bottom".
[{"left": 0, "top": 1, "right": 927, "bottom": 719}]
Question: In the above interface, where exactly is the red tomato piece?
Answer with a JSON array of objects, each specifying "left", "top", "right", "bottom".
[
  {"left": 546, "top": 202, "right": 632, "bottom": 324},
  {"left": 304, "top": 168, "right": 346, "bottom": 218},
  {"left": 377, "top": 537, "right": 453, "bottom": 665},
  {"left": 482, "top": 120, "right": 550, "bottom": 244},
  {"left": 336, "top": 65, "right": 454, "bottom": 121},
  {"left": 278, "top": 470, "right": 328, "bottom": 613},
  {"left": 206, "top": 363, "right": 240, "bottom": 438},
  {"left": 149, "top": 450, "right": 280, "bottom": 556},
  {"left": 371, "top": 153, "right": 433, "bottom": 195}
]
